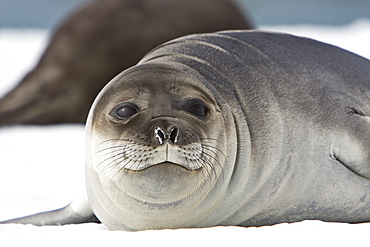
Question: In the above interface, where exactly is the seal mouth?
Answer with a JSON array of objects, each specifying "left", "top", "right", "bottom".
[
  {"left": 117, "top": 141, "right": 203, "bottom": 171},
  {"left": 127, "top": 161, "right": 202, "bottom": 172}
]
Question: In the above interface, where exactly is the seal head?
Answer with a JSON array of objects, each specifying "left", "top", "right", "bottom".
[{"left": 85, "top": 63, "right": 238, "bottom": 230}]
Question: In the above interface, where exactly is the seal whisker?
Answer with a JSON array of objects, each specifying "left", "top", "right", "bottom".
[
  {"left": 96, "top": 145, "right": 147, "bottom": 171},
  {"left": 94, "top": 145, "right": 128, "bottom": 156},
  {"left": 201, "top": 143, "right": 226, "bottom": 159},
  {"left": 201, "top": 146, "right": 226, "bottom": 182},
  {"left": 202, "top": 144, "right": 225, "bottom": 167},
  {"left": 96, "top": 138, "right": 131, "bottom": 148},
  {"left": 96, "top": 151, "right": 125, "bottom": 170},
  {"left": 112, "top": 161, "right": 131, "bottom": 180},
  {"left": 103, "top": 150, "right": 142, "bottom": 176},
  {"left": 197, "top": 161, "right": 217, "bottom": 191},
  {"left": 95, "top": 139, "right": 147, "bottom": 153},
  {"left": 95, "top": 140, "right": 148, "bottom": 156},
  {"left": 202, "top": 145, "right": 225, "bottom": 161},
  {"left": 113, "top": 153, "right": 150, "bottom": 180},
  {"left": 200, "top": 153, "right": 218, "bottom": 178},
  {"left": 200, "top": 137, "right": 225, "bottom": 144}
]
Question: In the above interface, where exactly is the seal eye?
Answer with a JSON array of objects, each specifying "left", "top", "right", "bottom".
[
  {"left": 111, "top": 103, "right": 138, "bottom": 119},
  {"left": 186, "top": 99, "right": 207, "bottom": 117},
  {"left": 117, "top": 106, "right": 137, "bottom": 118}
]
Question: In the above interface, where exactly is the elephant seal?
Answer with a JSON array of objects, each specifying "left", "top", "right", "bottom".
[
  {"left": 0, "top": 0, "right": 251, "bottom": 125},
  {"left": 2, "top": 30, "right": 370, "bottom": 230}
]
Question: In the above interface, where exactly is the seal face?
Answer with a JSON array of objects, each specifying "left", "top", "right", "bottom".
[{"left": 85, "top": 64, "right": 237, "bottom": 230}]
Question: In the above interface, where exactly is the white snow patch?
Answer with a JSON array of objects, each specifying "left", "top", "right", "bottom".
[
  {"left": 262, "top": 18, "right": 370, "bottom": 59},
  {"left": 0, "top": 29, "right": 49, "bottom": 97}
]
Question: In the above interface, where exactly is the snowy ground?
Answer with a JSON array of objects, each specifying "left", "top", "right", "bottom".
[{"left": 1, "top": 19, "right": 370, "bottom": 246}]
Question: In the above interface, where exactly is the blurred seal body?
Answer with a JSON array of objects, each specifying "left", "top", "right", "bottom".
[
  {"left": 0, "top": 0, "right": 251, "bottom": 125},
  {"left": 3, "top": 30, "right": 370, "bottom": 230}
]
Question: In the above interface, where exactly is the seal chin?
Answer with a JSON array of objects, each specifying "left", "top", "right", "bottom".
[{"left": 113, "top": 160, "right": 206, "bottom": 204}]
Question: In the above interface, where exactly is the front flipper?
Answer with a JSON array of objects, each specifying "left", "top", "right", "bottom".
[
  {"left": 331, "top": 107, "right": 370, "bottom": 179},
  {"left": 0, "top": 192, "right": 99, "bottom": 226}
]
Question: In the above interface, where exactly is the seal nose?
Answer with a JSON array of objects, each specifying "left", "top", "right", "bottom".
[{"left": 154, "top": 126, "right": 179, "bottom": 145}]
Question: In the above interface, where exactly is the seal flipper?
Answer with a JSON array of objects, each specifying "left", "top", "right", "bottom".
[
  {"left": 331, "top": 107, "right": 370, "bottom": 179},
  {"left": 0, "top": 192, "right": 99, "bottom": 226}
]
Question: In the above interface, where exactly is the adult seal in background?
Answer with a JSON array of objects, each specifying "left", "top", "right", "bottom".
[
  {"left": 0, "top": 0, "right": 251, "bottom": 125},
  {"left": 2, "top": 30, "right": 370, "bottom": 230}
]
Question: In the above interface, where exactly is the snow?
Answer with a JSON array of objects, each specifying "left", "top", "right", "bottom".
[
  {"left": 1, "top": 19, "right": 370, "bottom": 246},
  {"left": 1, "top": 221, "right": 368, "bottom": 246},
  {"left": 263, "top": 18, "right": 370, "bottom": 60},
  {"left": 0, "top": 29, "right": 49, "bottom": 97}
]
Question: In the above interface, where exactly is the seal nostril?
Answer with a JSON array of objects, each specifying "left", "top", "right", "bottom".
[
  {"left": 154, "top": 127, "right": 165, "bottom": 145},
  {"left": 154, "top": 126, "right": 179, "bottom": 144},
  {"left": 170, "top": 127, "right": 179, "bottom": 143}
]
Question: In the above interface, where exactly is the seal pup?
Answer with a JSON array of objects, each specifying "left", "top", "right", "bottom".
[
  {"left": 0, "top": 0, "right": 251, "bottom": 125},
  {"left": 2, "top": 30, "right": 370, "bottom": 230}
]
